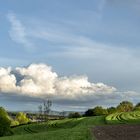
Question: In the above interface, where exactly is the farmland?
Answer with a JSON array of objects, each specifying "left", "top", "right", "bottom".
[
  {"left": 105, "top": 111, "right": 140, "bottom": 124},
  {"left": 92, "top": 111, "right": 140, "bottom": 140},
  {"left": 1, "top": 101, "right": 140, "bottom": 140},
  {"left": 0, "top": 116, "right": 105, "bottom": 140},
  {"left": 1, "top": 110, "right": 140, "bottom": 140}
]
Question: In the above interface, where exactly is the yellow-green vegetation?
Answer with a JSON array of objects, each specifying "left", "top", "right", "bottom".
[
  {"left": 106, "top": 111, "right": 140, "bottom": 124},
  {"left": 0, "top": 116, "right": 105, "bottom": 140},
  {"left": 0, "top": 107, "right": 11, "bottom": 136},
  {"left": 9, "top": 112, "right": 30, "bottom": 127},
  {"left": 15, "top": 112, "right": 30, "bottom": 125},
  {"left": 10, "top": 120, "right": 19, "bottom": 127}
]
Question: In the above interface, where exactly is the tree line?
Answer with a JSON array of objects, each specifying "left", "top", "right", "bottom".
[
  {"left": 84, "top": 101, "right": 140, "bottom": 117},
  {"left": 68, "top": 101, "right": 140, "bottom": 118}
]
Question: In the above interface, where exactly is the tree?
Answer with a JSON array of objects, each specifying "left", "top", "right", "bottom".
[
  {"left": 43, "top": 100, "right": 52, "bottom": 121},
  {"left": 0, "top": 107, "right": 11, "bottom": 136},
  {"left": 93, "top": 106, "right": 108, "bottom": 116},
  {"left": 84, "top": 106, "right": 108, "bottom": 117},
  {"left": 38, "top": 105, "right": 43, "bottom": 114},
  {"left": 134, "top": 102, "right": 140, "bottom": 111},
  {"left": 84, "top": 109, "right": 94, "bottom": 116},
  {"left": 38, "top": 100, "right": 52, "bottom": 122},
  {"left": 60, "top": 111, "right": 66, "bottom": 118},
  {"left": 117, "top": 101, "right": 133, "bottom": 112},
  {"left": 16, "top": 112, "right": 29, "bottom": 124},
  {"left": 68, "top": 112, "right": 81, "bottom": 118},
  {"left": 135, "top": 102, "right": 140, "bottom": 108},
  {"left": 43, "top": 100, "right": 52, "bottom": 116},
  {"left": 107, "top": 107, "right": 117, "bottom": 114},
  {"left": 38, "top": 105, "right": 43, "bottom": 121}
]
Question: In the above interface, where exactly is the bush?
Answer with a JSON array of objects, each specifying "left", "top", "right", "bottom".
[
  {"left": 0, "top": 107, "right": 11, "bottom": 136},
  {"left": 10, "top": 120, "right": 19, "bottom": 127},
  {"left": 16, "top": 112, "right": 29, "bottom": 124}
]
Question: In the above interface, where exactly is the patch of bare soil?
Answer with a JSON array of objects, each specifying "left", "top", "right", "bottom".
[{"left": 93, "top": 124, "right": 140, "bottom": 140}]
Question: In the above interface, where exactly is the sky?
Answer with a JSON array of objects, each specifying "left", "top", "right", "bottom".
[{"left": 0, "top": 0, "right": 140, "bottom": 111}]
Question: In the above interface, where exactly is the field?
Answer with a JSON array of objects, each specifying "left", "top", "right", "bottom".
[
  {"left": 0, "top": 116, "right": 105, "bottom": 140},
  {"left": 105, "top": 111, "right": 140, "bottom": 124},
  {"left": 92, "top": 111, "right": 140, "bottom": 140},
  {"left": 1, "top": 111, "right": 140, "bottom": 140}
]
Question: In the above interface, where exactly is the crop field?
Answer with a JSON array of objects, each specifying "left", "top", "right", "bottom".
[
  {"left": 106, "top": 111, "right": 140, "bottom": 124},
  {"left": 0, "top": 116, "right": 105, "bottom": 140}
]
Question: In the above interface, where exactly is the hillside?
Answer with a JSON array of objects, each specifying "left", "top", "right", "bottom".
[{"left": 0, "top": 116, "right": 105, "bottom": 140}]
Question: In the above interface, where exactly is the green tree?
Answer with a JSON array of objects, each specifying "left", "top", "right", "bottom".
[
  {"left": 68, "top": 112, "right": 81, "bottom": 118},
  {"left": 84, "top": 109, "right": 94, "bottom": 116},
  {"left": 16, "top": 112, "right": 29, "bottom": 124},
  {"left": 84, "top": 106, "right": 108, "bottom": 116},
  {"left": 117, "top": 101, "right": 133, "bottom": 112},
  {"left": 0, "top": 107, "right": 11, "bottom": 136},
  {"left": 134, "top": 102, "right": 140, "bottom": 111},
  {"left": 93, "top": 106, "right": 108, "bottom": 116},
  {"left": 135, "top": 102, "right": 140, "bottom": 108},
  {"left": 107, "top": 107, "right": 117, "bottom": 114}
]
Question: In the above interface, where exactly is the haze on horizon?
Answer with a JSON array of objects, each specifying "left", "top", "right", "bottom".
[{"left": 0, "top": 0, "right": 140, "bottom": 111}]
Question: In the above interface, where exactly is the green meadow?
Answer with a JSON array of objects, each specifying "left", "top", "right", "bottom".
[{"left": 0, "top": 116, "right": 105, "bottom": 140}]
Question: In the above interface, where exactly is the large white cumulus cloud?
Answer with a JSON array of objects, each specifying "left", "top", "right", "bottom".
[
  {"left": 0, "top": 67, "right": 17, "bottom": 93},
  {"left": 0, "top": 63, "right": 116, "bottom": 100}
]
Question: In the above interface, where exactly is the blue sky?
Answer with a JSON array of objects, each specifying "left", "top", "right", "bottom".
[{"left": 0, "top": 0, "right": 140, "bottom": 111}]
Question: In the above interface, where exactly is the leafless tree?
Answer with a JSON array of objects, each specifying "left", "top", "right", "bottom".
[
  {"left": 43, "top": 100, "right": 52, "bottom": 122},
  {"left": 38, "top": 105, "right": 43, "bottom": 121}
]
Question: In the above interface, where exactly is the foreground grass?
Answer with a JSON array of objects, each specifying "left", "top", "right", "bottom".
[
  {"left": 106, "top": 111, "right": 140, "bottom": 124},
  {"left": 0, "top": 116, "right": 105, "bottom": 140}
]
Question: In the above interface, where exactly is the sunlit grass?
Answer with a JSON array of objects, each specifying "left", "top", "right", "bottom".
[
  {"left": 106, "top": 111, "right": 140, "bottom": 124},
  {"left": 0, "top": 116, "right": 105, "bottom": 140}
]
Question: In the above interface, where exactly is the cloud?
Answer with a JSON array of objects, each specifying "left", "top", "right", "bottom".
[
  {"left": 0, "top": 63, "right": 116, "bottom": 101},
  {"left": 7, "top": 13, "right": 34, "bottom": 49},
  {"left": 0, "top": 63, "right": 139, "bottom": 110}
]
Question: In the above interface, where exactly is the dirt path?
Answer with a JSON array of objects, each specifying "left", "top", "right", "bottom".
[{"left": 93, "top": 124, "right": 140, "bottom": 140}]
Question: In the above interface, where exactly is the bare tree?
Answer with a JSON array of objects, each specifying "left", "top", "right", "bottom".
[
  {"left": 38, "top": 105, "right": 43, "bottom": 121},
  {"left": 38, "top": 99, "right": 52, "bottom": 123},
  {"left": 43, "top": 100, "right": 52, "bottom": 121},
  {"left": 60, "top": 111, "right": 66, "bottom": 118}
]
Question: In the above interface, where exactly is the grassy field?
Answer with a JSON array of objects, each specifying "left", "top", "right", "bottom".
[
  {"left": 0, "top": 116, "right": 105, "bottom": 140},
  {"left": 1, "top": 111, "right": 140, "bottom": 140},
  {"left": 106, "top": 111, "right": 140, "bottom": 124}
]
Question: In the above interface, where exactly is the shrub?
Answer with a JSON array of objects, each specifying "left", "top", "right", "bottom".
[
  {"left": 10, "top": 120, "right": 19, "bottom": 127},
  {"left": 0, "top": 107, "right": 11, "bottom": 136},
  {"left": 16, "top": 112, "right": 29, "bottom": 124}
]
